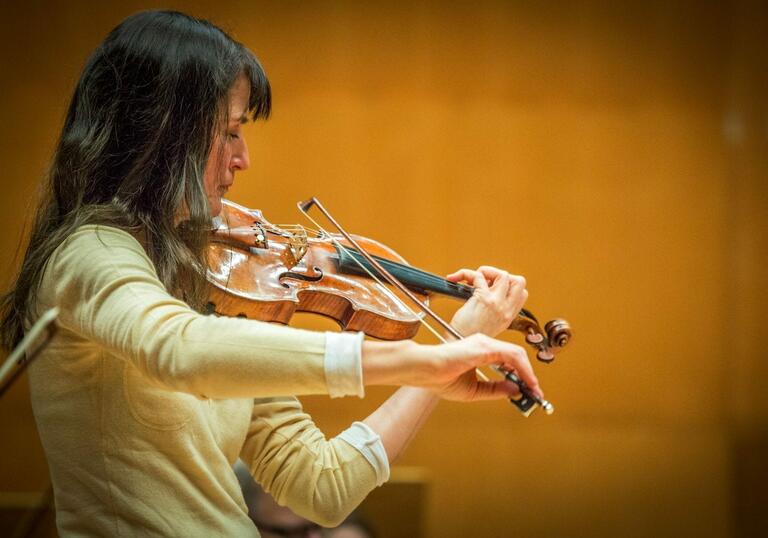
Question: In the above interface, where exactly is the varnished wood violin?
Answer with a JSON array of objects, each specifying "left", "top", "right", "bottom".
[{"left": 206, "top": 198, "right": 572, "bottom": 415}]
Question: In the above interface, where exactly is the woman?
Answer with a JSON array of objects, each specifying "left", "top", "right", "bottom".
[{"left": 0, "top": 11, "right": 541, "bottom": 536}]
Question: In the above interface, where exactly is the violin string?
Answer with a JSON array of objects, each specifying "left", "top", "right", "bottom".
[
  {"left": 342, "top": 250, "right": 538, "bottom": 322},
  {"left": 274, "top": 222, "right": 459, "bottom": 293},
  {"left": 270, "top": 224, "right": 452, "bottom": 290},
  {"left": 250, "top": 218, "right": 455, "bottom": 299},
  {"left": 275, "top": 224, "right": 324, "bottom": 238},
  {"left": 298, "top": 210, "right": 449, "bottom": 345}
]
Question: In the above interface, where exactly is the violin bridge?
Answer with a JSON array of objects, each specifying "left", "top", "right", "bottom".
[{"left": 284, "top": 226, "right": 309, "bottom": 267}]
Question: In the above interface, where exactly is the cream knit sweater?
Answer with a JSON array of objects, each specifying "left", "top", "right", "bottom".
[{"left": 28, "top": 225, "right": 383, "bottom": 537}]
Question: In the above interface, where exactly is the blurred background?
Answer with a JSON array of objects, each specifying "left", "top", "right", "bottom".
[{"left": 0, "top": 1, "right": 766, "bottom": 537}]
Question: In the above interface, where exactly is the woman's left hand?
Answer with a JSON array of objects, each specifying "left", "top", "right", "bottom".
[{"left": 446, "top": 266, "right": 528, "bottom": 338}]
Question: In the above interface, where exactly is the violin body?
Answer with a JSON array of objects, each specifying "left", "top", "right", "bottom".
[{"left": 207, "top": 199, "right": 428, "bottom": 340}]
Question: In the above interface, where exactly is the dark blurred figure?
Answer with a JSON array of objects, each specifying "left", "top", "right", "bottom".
[
  {"left": 327, "top": 512, "right": 376, "bottom": 538},
  {"left": 234, "top": 460, "right": 376, "bottom": 538}
]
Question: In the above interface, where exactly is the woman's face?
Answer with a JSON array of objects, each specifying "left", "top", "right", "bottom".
[{"left": 203, "top": 73, "right": 251, "bottom": 217}]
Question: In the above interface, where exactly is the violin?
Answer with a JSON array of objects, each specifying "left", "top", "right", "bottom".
[{"left": 206, "top": 198, "right": 572, "bottom": 416}]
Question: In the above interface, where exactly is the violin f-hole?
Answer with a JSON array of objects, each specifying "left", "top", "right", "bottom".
[{"left": 278, "top": 266, "right": 324, "bottom": 287}]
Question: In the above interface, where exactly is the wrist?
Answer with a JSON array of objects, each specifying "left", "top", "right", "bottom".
[
  {"left": 361, "top": 339, "right": 429, "bottom": 387},
  {"left": 399, "top": 385, "right": 441, "bottom": 405}
]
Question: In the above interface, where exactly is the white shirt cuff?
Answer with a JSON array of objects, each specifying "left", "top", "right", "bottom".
[
  {"left": 324, "top": 331, "right": 365, "bottom": 399},
  {"left": 338, "top": 421, "right": 390, "bottom": 487}
]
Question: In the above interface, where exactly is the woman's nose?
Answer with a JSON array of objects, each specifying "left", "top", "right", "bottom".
[{"left": 231, "top": 139, "right": 250, "bottom": 171}]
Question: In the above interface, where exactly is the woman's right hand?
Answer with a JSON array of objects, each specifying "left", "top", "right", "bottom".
[{"left": 362, "top": 334, "right": 542, "bottom": 403}]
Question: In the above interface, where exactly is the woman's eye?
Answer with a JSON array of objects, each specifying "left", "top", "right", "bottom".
[{"left": 227, "top": 132, "right": 240, "bottom": 140}]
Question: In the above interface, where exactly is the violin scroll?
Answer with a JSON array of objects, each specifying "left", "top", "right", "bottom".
[{"left": 545, "top": 319, "right": 572, "bottom": 350}]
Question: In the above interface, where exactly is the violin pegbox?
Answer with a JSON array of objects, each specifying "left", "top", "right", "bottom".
[{"left": 512, "top": 315, "right": 572, "bottom": 364}]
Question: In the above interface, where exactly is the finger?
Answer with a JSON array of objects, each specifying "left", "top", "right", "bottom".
[
  {"left": 446, "top": 268, "right": 477, "bottom": 284},
  {"left": 459, "top": 335, "right": 544, "bottom": 399},
  {"left": 507, "top": 275, "right": 528, "bottom": 309},
  {"left": 466, "top": 379, "right": 521, "bottom": 401},
  {"left": 512, "top": 288, "right": 529, "bottom": 312},
  {"left": 507, "top": 274, "right": 527, "bottom": 293},
  {"left": 489, "top": 272, "right": 512, "bottom": 298},
  {"left": 476, "top": 265, "right": 507, "bottom": 286},
  {"left": 497, "top": 345, "right": 542, "bottom": 398},
  {"left": 471, "top": 269, "right": 490, "bottom": 291}
]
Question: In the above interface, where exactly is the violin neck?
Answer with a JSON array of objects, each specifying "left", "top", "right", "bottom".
[
  {"left": 335, "top": 247, "right": 474, "bottom": 301},
  {"left": 335, "top": 246, "right": 538, "bottom": 323}
]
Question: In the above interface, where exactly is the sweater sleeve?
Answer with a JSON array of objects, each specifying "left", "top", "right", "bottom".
[
  {"left": 240, "top": 396, "right": 385, "bottom": 527},
  {"left": 43, "top": 225, "right": 345, "bottom": 399}
]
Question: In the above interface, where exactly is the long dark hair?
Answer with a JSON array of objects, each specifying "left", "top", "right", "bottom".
[{"left": 0, "top": 10, "right": 271, "bottom": 349}]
